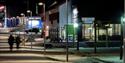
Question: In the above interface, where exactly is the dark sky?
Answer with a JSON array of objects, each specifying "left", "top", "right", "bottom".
[
  {"left": 76, "top": 0, "right": 124, "bottom": 21},
  {"left": 0, "top": 0, "right": 123, "bottom": 21},
  {"left": 6, "top": 0, "right": 38, "bottom": 17}
]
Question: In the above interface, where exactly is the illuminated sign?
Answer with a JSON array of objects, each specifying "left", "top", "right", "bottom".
[
  {"left": 28, "top": 17, "right": 41, "bottom": 20},
  {"left": 26, "top": 17, "right": 42, "bottom": 29},
  {"left": 82, "top": 17, "right": 95, "bottom": 24}
]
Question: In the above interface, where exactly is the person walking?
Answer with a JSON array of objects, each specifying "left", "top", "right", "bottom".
[
  {"left": 15, "top": 35, "right": 21, "bottom": 49},
  {"left": 8, "top": 34, "right": 14, "bottom": 51}
]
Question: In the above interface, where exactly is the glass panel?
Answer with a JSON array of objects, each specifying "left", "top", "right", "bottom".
[{"left": 82, "top": 24, "right": 94, "bottom": 41}]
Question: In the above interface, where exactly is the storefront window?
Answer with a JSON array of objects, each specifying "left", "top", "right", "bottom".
[{"left": 82, "top": 24, "right": 94, "bottom": 41}]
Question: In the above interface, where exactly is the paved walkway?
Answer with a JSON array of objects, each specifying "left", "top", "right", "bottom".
[
  {"left": 0, "top": 52, "right": 102, "bottom": 63},
  {"left": 0, "top": 53, "right": 67, "bottom": 63},
  {"left": 0, "top": 52, "right": 123, "bottom": 63},
  {"left": 1, "top": 52, "right": 122, "bottom": 63},
  {"left": 0, "top": 46, "right": 123, "bottom": 63}
]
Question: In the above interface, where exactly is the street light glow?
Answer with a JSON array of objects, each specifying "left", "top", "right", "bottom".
[
  {"left": 46, "top": 26, "right": 49, "bottom": 29},
  {"left": 20, "top": 13, "right": 25, "bottom": 16},
  {"left": 74, "top": 23, "right": 78, "bottom": 28},
  {"left": 73, "top": 8, "right": 78, "bottom": 15},
  {"left": 27, "top": 10, "right": 31, "bottom": 13},
  {"left": 38, "top": 2, "right": 43, "bottom": 6},
  {"left": 27, "top": 10, "right": 32, "bottom": 16},
  {"left": 121, "top": 17, "right": 125, "bottom": 22},
  {"left": 123, "top": 18, "right": 125, "bottom": 22},
  {"left": 0, "top": 6, "right": 4, "bottom": 10}
]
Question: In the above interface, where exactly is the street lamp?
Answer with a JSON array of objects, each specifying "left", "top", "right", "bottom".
[
  {"left": 27, "top": 10, "right": 32, "bottom": 17},
  {"left": 27, "top": 10, "right": 30, "bottom": 13},
  {"left": 36, "top": 2, "right": 43, "bottom": 15},
  {"left": 42, "top": 3, "right": 46, "bottom": 55},
  {"left": 27, "top": 10, "right": 33, "bottom": 49},
  {"left": 66, "top": 0, "right": 69, "bottom": 62},
  {"left": 36, "top": 2, "right": 46, "bottom": 54},
  {"left": 38, "top": 2, "right": 43, "bottom": 6},
  {"left": 121, "top": 15, "right": 125, "bottom": 61},
  {"left": 20, "top": 13, "right": 26, "bottom": 46},
  {"left": 20, "top": 13, "right": 25, "bottom": 16},
  {"left": 20, "top": 13, "right": 26, "bottom": 25}
]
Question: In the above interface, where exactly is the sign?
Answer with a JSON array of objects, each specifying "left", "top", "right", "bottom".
[
  {"left": 82, "top": 17, "right": 95, "bottom": 24},
  {"left": 26, "top": 17, "right": 42, "bottom": 29}
]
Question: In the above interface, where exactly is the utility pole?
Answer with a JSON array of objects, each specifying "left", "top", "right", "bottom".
[{"left": 43, "top": 3, "right": 46, "bottom": 55}]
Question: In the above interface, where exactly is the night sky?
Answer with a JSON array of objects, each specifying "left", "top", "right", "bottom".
[
  {"left": 5, "top": 0, "right": 38, "bottom": 17},
  {"left": 76, "top": 0, "right": 124, "bottom": 21},
  {"left": 0, "top": 0, "right": 124, "bottom": 21}
]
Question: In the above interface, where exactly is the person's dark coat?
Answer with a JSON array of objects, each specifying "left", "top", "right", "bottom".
[
  {"left": 8, "top": 35, "right": 14, "bottom": 50},
  {"left": 8, "top": 35, "right": 14, "bottom": 45},
  {"left": 15, "top": 36, "right": 21, "bottom": 49}
]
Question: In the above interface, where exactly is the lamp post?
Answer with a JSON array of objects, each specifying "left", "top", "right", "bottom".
[
  {"left": 36, "top": 2, "right": 43, "bottom": 15},
  {"left": 38, "top": 2, "right": 46, "bottom": 55},
  {"left": 121, "top": 16, "right": 125, "bottom": 61},
  {"left": 66, "top": 0, "right": 69, "bottom": 62},
  {"left": 27, "top": 10, "right": 33, "bottom": 49},
  {"left": 36, "top": 2, "right": 46, "bottom": 54},
  {"left": 20, "top": 13, "right": 25, "bottom": 24},
  {"left": 27, "top": 10, "right": 32, "bottom": 17},
  {"left": 20, "top": 13, "right": 26, "bottom": 46}
]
